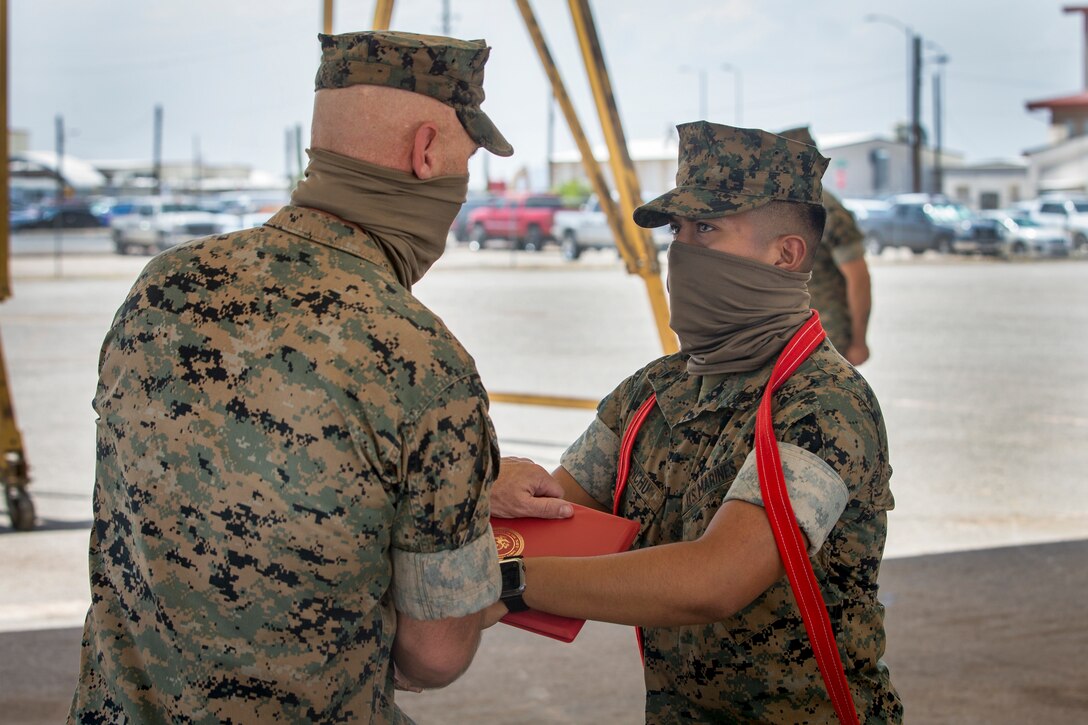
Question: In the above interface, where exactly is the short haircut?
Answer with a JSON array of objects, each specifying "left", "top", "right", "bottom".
[{"left": 751, "top": 200, "right": 827, "bottom": 270}]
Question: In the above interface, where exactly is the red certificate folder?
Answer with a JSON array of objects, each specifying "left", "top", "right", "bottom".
[{"left": 491, "top": 504, "right": 640, "bottom": 643}]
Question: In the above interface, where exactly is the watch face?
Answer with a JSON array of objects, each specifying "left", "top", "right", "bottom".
[{"left": 500, "top": 558, "right": 523, "bottom": 592}]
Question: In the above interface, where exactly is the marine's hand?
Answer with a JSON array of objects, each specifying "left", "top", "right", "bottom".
[
  {"left": 482, "top": 600, "right": 509, "bottom": 629},
  {"left": 843, "top": 342, "right": 870, "bottom": 366},
  {"left": 490, "top": 456, "right": 573, "bottom": 519},
  {"left": 393, "top": 664, "right": 424, "bottom": 693}
]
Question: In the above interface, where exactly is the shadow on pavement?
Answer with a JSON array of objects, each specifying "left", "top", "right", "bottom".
[
  {"left": 880, "top": 538, "right": 1088, "bottom": 724},
  {"left": 1, "top": 539, "right": 1084, "bottom": 724},
  {"left": 0, "top": 519, "right": 93, "bottom": 534}
]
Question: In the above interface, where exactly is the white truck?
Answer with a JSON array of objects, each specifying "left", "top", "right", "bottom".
[
  {"left": 1013, "top": 196, "right": 1088, "bottom": 250},
  {"left": 110, "top": 198, "right": 239, "bottom": 255},
  {"left": 553, "top": 195, "right": 671, "bottom": 261}
]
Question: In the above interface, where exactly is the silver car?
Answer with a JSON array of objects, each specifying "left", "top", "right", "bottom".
[
  {"left": 981, "top": 211, "right": 1071, "bottom": 258},
  {"left": 110, "top": 198, "right": 238, "bottom": 255}
]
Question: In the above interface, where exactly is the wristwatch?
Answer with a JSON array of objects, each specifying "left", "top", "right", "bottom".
[{"left": 498, "top": 557, "right": 529, "bottom": 613}]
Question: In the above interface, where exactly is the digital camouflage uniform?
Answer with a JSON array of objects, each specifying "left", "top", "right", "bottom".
[
  {"left": 809, "top": 190, "right": 866, "bottom": 352},
  {"left": 70, "top": 206, "right": 501, "bottom": 723},
  {"left": 563, "top": 122, "right": 902, "bottom": 722},
  {"left": 776, "top": 127, "right": 866, "bottom": 353},
  {"left": 561, "top": 346, "right": 902, "bottom": 723}
]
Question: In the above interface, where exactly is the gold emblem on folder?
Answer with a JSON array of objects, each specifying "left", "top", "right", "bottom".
[{"left": 493, "top": 527, "right": 525, "bottom": 558}]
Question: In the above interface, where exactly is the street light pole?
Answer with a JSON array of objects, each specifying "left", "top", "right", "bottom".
[
  {"left": 679, "top": 66, "right": 708, "bottom": 120},
  {"left": 865, "top": 13, "right": 923, "bottom": 193},
  {"left": 682, "top": 65, "right": 742, "bottom": 123},
  {"left": 911, "top": 34, "right": 922, "bottom": 193},
  {"left": 926, "top": 42, "right": 949, "bottom": 195},
  {"left": 721, "top": 63, "right": 743, "bottom": 125}
]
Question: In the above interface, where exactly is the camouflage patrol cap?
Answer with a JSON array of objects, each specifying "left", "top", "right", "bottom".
[
  {"left": 634, "top": 121, "right": 829, "bottom": 228},
  {"left": 315, "top": 30, "right": 513, "bottom": 157}
]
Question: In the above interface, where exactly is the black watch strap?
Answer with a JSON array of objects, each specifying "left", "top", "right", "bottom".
[
  {"left": 499, "top": 557, "right": 529, "bottom": 613},
  {"left": 501, "top": 590, "right": 529, "bottom": 613}
]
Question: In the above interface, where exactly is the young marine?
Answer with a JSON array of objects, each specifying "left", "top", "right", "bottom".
[{"left": 491, "top": 122, "right": 903, "bottom": 723}]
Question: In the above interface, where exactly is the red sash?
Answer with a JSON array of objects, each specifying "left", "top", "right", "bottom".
[{"left": 613, "top": 311, "right": 859, "bottom": 725}]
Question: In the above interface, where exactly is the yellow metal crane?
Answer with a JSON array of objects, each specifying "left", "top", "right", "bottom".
[
  {"left": 365, "top": 0, "right": 678, "bottom": 411},
  {"left": 0, "top": 0, "right": 35, "bottom": 531},
  {"left": 0, "top": 0, "right": 677, "bottom": 532}
]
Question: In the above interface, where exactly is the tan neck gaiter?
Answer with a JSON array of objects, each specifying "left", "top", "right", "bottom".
[
  {"left": 290, "top": 148, "right": 468, "bottom": 289},
  {"left": 667, "top": 243, "right": 812, "bottom": 374}
]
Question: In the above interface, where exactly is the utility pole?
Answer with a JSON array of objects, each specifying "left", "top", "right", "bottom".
[
  {"left": 152, "top": 104, "right": 163, "bottom": 196},
  {"left": 546, "top": 94, "right": 555, "bottom": 189},
  {"left": 865, "top": 14, "right": 924, "bottom": 193},
  {"left": 284, "top": 127, "right": 293, "bottom": 186},
  {"left": 1065, "top": 5, "right": 1088, "bottom": 89},
  {"left": 910, "top": 34, "right": 922, "bottom": 193},
  {"left": 54, "top": 114, "right": 64, "bottom": 277},
  {"left": 294, "top": 123, "right": 304, "bottom": 182},
  {"left": 441, "top": 0, "right": 451, "bottom": 35},
  {"left": 722, "top": 63, "right": 743, "bottom": 125},
  {"left": 192, "top": 135, "right": 203, "bottom": 197},
  {"left": 932, "top": 66, "right": 943, "bottom": 194},
  {"left": 678, "top": 66, "right": 708, "bottom": 121}
]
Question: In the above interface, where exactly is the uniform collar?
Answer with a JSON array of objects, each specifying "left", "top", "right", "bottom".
[
  {"left": 263, "top": 205, "right": 398, "bottom": 278},
  {"left": 647, "top": 354, "right": 771, "bottom": 427}
]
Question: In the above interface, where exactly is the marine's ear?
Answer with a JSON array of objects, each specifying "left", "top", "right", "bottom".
[
  {"left": 410, "top": 122, "right": 441, "bottom": 180},
  {"left": 774, "top": 234, "right": 808, "bottom": 271}
]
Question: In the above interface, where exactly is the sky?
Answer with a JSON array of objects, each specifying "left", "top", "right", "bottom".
[{"left": 10, "top": 0, "right": 1081, "bottom": 192}]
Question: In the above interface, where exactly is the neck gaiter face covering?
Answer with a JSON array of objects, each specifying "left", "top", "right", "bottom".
[
  {"left": 290, "top": 148, "right": 468, "bottom": 289},
  {"left": 667, "top": 242, "right": 812, "bottom": 374}
]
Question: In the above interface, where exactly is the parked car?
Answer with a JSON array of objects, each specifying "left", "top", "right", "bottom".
[
  {"left": 465, "top": 192, "right": 569, "bottom": 251},
  {"left": 980, "top": 210, "right": 1071, "bottom": 257},
  {"left": 204, "top": 191, "right": 289, "bottom": 216},
  {"left": 1013, "top": 195, "right": 1088, "bottom": 250},
  {"left": 88, "top": 197, "right": 141, "bottom": 227},
  {"left": 11, "top": 200, "right": 104, "bottom": 230},
  {"left": 841, "top": 198, "right": 890, "bottom": 224},
  {"left": 950, "top": 215, "right": 1005, "bottom": 256},
  {"left": 553, "top": 194, "right": 671, "bottom": 261},
  {"left": 110, "top": 198, "right": 237, "bottom": 255},
  {"left": 450, "top": 192, "right": 498, "bottom": 242},
  {"left": 859, "top": 194, "right": 975, "bottom": 255},
  {"left": 9, "top": 200, "right": 42, "bottom": 230}
]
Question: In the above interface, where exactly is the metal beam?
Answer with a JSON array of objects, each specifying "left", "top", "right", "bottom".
[
  {"left": 372, "top": 0, "right": 394, "bottom": 30},
  {"left": 489, "top": 392, "right": 598, "bottom": 410},
  {"left": 566, "top": 0, "right": 676, "bottom": 354},
  {"left": 513, "top": 0, "right": 639, "bottom": 270},
  {"left": 0, "top": 0, "right": 8, "bottom": 302},
  {"left": 0, "top": 0, "right": 33, "bottom": 529}
]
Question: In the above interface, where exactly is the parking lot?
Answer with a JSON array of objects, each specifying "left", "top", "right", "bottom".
[{"left": 2, "top": 233, "right": 1087, "bottom": 722}]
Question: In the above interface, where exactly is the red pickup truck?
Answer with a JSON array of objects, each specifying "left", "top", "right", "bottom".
[{"left": 465, "top": 192, "right": 568, "bottom": 251}]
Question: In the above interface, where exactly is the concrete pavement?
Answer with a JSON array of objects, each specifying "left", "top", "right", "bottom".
[{"left": 2, "top": 244, "right": 1087, "bottom": 723}]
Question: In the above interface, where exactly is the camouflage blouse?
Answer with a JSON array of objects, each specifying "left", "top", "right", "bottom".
[
  {"left": 70, "top": 206, "right": 500, "bottom": 724},
  {"left": 809, "top": 190, "right": 866, "bottom": 351},
  {"left": 561, "top": 344, "right": 903, "bottom": 723}
]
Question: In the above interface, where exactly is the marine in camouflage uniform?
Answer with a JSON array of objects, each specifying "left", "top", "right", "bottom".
[
  {"left": 779, "top": 127, "right": 870, "bottom": 358},
  {"left": 70, "top": 30, "right": 511, "bottom": 724},
  {"left": 561, "top": 347, "right": 900, "bottom": 722},
  {"left": 803, "top": 189, "right": 866, "bottom": 350},
  {"left": 518, "top": 123, "right": 901, "bottom": 722}
]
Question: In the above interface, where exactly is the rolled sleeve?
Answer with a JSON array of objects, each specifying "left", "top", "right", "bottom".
[
  {"left": 559, "top": 415, "right": 621, "bottom": 508},
  {"left": 390, "top": 375, "right": 500, "bottom": 619},
  {"left": 392, "top": 525, "right": 501, "bottom": 620},
  {"left": 725, "top": 442, "right": 849, "bottom": 555},
  {"left": 831, "top": 238, "right": 866, "bottom": 267}
]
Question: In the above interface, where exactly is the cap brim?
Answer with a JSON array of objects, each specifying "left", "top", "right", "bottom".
[
  {"left": 457, "top": 106, "right": 514, "bottom": 157},
  {"left": 633, "top": 186, "right": 771, "bottom": 228}
]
